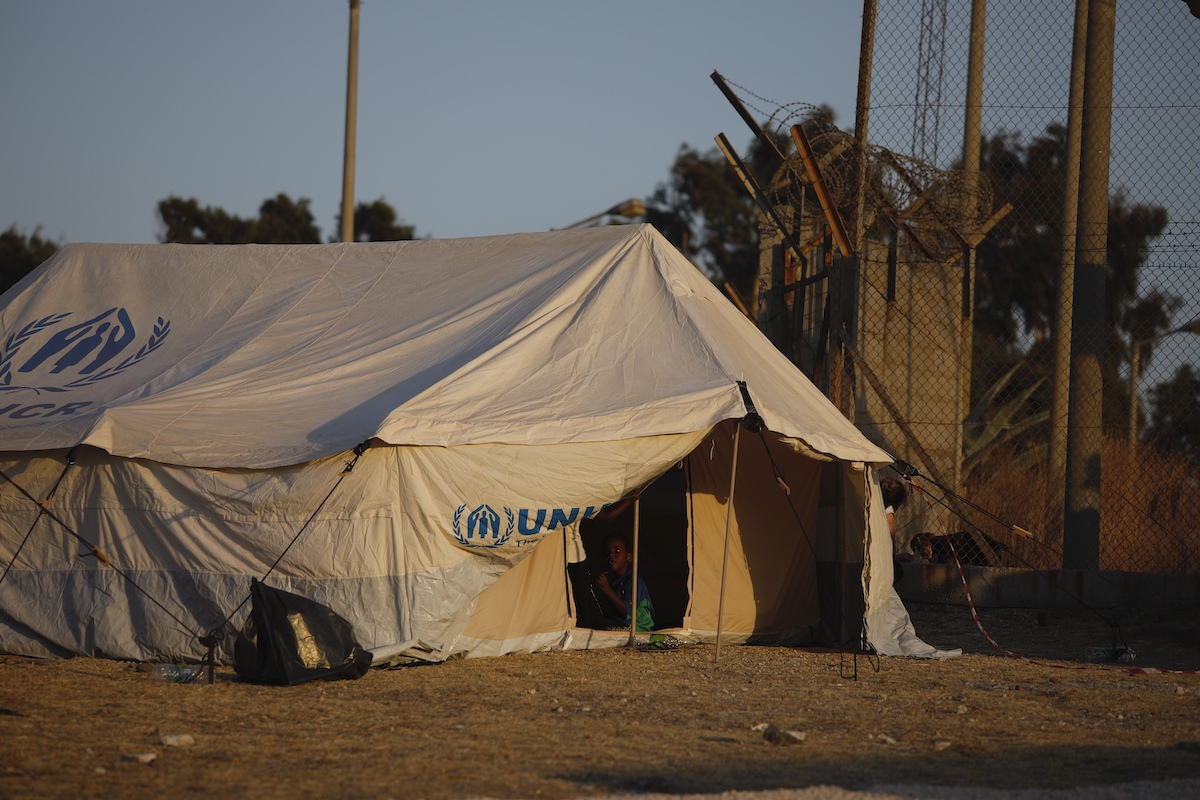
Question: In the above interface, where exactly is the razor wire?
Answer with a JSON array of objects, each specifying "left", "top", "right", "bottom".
[{"left": 732, "top": 2, "right": 1200, "bottom": 576}]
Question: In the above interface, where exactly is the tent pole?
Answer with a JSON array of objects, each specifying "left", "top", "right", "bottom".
[
  {"left": 628, "top": 496, "right": 642, "bottom": 646},
  {"left": 715, "top": 423, "right": 742, "bottom": 665}
]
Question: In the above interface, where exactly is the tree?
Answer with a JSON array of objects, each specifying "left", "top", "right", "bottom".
[
  {"left": 0, "top": 225, "right": 60, "bottom": 295},
  {"left": 253, "top": 194, "right": 322, "bottom": 244},
  {"left": 159, "top": 194, "right": 417, "bottom": 245},
  {"left": 158, "top": 196, "right": 251, "bottom": 244},
  {"left": 971, "top": 124, "right": 1172, "bottom": 432},
  {"left": 1146, "top": 364, "right": 1200, "bottom": 465},
  {"left": 338, "top": 198, "right": 416, "bottom": 242},
  {"left": 975, "top": 125, "right": 1169, "bottom": 350},
  {"left": 157, "top": 194, "right": 321, "bottom": 244}
]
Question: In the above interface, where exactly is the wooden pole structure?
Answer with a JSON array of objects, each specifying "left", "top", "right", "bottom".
[{"left": 714, "top": 133, "right": 809, "bottom": 270}]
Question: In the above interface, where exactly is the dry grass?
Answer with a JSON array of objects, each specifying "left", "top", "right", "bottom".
[
  {"left": 2, "top": 605, "right": 1199, "bottom": 800},
  {"left": 960, "top": 436, "right": 1200, "bottom": 574},
  {"left": 1101, "top": 439, "right": 1200, "bottom": 574}
]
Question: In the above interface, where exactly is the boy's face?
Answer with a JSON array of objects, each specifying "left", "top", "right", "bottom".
[{"left": 606, "top": 539, "right": 632, "bottom": 575}]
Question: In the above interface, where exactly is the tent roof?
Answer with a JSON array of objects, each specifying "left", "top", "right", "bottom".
[{"left": 0, "top": 225, "right": 890, "bottom": 469}]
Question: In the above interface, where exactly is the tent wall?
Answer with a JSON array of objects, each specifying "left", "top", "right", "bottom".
[
  {"left": 451, "top": 424, "right": 835, "bottom": 652},
  {"left": 0, "top": 434, "right": 946, "bottom": 663},
  {"left": 0, "top": 447, "right": 464, "bottom": 661},
  {"left": 0, "top": 432, "right": 703, "bottom": 662},
  {"left": 812, "top": 458, "right": 870, "bottom": 648}
]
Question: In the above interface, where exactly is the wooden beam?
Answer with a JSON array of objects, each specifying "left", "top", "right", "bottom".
[
  {"left": 871, "top": 185, "right": 935, "bottom": 260},
  {"left": 723, "top": 281, "right": 752, "bottom": 319},
  {"left": 710, "top": 71, "right": 786, "bottom": 161},
  {"left": 715, "top": 132, "right": 808, "bottom": 272},
  {"left": 817, "top": 137, "right": 854, "bottom": 172},
  {"left": 967, "top": 202, "right": 1013, "bottom": 247},
  {"left": 790, "top": 124, "right": 854, "bottom": 257},
  {"left": 781, "top": 268, "right": 829, "bottom": 295}
]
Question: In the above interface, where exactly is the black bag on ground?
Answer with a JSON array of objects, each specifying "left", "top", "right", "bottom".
[{"left": 234, "top": 579, "right": 373, "bottom": 685}]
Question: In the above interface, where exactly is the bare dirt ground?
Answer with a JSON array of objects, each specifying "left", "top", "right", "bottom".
[{"left": 2, "top": 603, "right": 1199, "bottom": 800}]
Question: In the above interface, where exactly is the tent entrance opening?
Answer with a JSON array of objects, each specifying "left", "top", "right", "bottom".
[{"left": 572, "top": 462, "right": 689, "bottom": 631}]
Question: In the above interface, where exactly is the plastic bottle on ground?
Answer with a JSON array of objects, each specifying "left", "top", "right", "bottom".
[{"left": 151, "top": 664, "right": 201, "bottom": 683}]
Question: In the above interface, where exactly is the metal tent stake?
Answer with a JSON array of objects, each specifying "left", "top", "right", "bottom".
[{"left": 200, "top": 634, "right": 219, "bottom": 685}]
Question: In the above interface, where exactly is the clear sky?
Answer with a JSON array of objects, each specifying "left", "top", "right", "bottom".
[{"left": 0, "top": 2, "right": 865, "bottom": 245}]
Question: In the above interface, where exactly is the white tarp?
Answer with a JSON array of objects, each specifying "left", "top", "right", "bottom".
[
  {"left": 0, "top": 225, "right": 950, "bottom": 663},
  {"left": 863, "top": 470, "right": 962, "bottom": 659}
]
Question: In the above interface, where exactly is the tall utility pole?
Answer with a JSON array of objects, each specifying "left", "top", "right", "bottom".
[
  {"left": 853, "top": 0, "right": 877, "bottom": 260},
  {"left": 1064, "top": 0, "right": 1116, "bottom": 571},
  {"left": 837, "top": 0, "right": 877, "bottom": 419},
  {"left": 340, "top": 0, "right": 361, "bottom": 244},
  {"left": 1048, "top": 0, "right": 1090, "bottom": 535},
  {"left": 957, "top": 0, "right": 987, "bottom": 495}
]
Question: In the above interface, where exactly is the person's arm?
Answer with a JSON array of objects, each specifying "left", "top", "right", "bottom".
[
  {"left": 594, "top": 571, "right": 627, "bottom": 614},
  {"left": 595, "top": 489, "right": 643, "bottom": 521}
]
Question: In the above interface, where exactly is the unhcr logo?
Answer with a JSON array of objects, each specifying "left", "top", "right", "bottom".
[
  {"left": 452, "top": 505, "right": 515, "bottom": 549},
  {"left": 0, "top": 310, "right": 170, "bottom": 418},
  {"left": 452, "top": 504, "right": 606, "bottom": 549}
]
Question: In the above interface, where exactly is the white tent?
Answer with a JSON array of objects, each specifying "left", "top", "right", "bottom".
[{"left": 0, "top": 225, "right": 946, "bottom": 663}]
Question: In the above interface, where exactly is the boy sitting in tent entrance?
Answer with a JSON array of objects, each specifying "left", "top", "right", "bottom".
[{"left": 594, "top": 532, "right": 654, "bottom": 632}]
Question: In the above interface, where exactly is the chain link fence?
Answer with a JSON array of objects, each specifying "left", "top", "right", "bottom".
[{"left": 744, "top": 1, "right": 1200, "bottom": 575}]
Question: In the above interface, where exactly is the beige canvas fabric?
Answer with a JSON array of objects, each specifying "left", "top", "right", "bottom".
[
  {"left": 0, "top": 227, "right": 886, "bottom": 467},
  {"left": 0, "top": 225, "right": 950, "bottom": 664}
]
